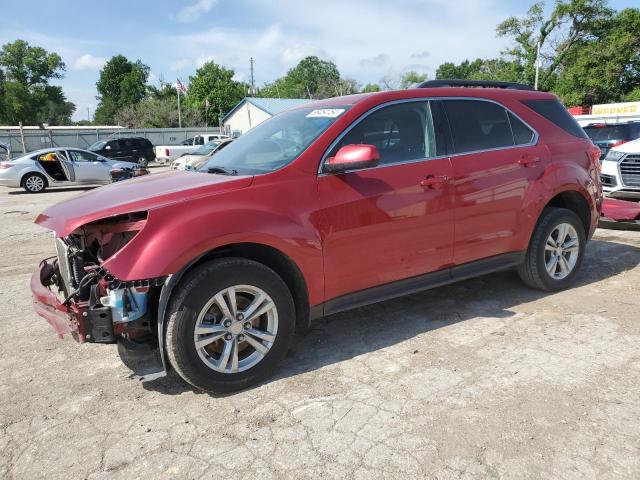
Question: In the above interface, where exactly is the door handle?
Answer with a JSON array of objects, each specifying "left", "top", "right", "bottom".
[
  {"left": 420, "top": 175, "right": 449, "bottom": 189},
  {"left": 518, "top": 155, "right": 541, "bottom": 167}
]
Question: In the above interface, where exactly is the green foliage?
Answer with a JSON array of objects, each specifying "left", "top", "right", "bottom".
[
  {"left": 400, "top": 71, "right": 428, "bottom": 89},
  {"left": 94, "top": 55, "right": 149, "bottom": 124},
  {"left": 0, "top": 39, "right": 74, "bottom": 125},
  {"left": 184, "top": 61, "right": 246, "bottom": 126},
  {"left": 260, "top": 56, "right": 342, "bottom": 99},
  {"left": 555, "top": 7, "right": 640, "bottom": 105},
  {"left": 361, "top": 83, "right": 381, "bottom": 93}
]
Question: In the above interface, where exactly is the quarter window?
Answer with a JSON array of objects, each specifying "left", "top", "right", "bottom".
[
  {"left": 329, "top": 101, "right": 436, "bottom": 166},
  {"left": 443, "top": 100, "right": 514, "bottom": 154},
  {"left": 508, "top": 112, "right": 535, "bottom": 145}
]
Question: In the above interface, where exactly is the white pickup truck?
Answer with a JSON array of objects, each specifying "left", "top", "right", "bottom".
[{"left": 154, "top": 133, "right": 228, "bottom": 164}]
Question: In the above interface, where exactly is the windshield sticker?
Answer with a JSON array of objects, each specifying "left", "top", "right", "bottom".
[{"left": 306, "top": 109, "right": 345, "bottom": 118}]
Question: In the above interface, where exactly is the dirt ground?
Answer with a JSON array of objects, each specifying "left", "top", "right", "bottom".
[{"left": 1, "top": 175, "right": 639, "bottom": 479}]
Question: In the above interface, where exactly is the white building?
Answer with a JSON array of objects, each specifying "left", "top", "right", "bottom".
[{"left": 222, "top": 97, "right": 312, "bottom": 136}]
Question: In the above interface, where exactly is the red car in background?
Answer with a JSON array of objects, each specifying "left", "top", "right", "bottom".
[{"left": 31, "top": 80, "right": 602, "bottom": 392}]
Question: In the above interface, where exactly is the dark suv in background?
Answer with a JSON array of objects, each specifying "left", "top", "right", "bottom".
[
  {"left": 583, "top": 121, "right": 640, "bottom": 160},
  {"left": 89, "top": 137, "right": 155, "bottom": 167}
]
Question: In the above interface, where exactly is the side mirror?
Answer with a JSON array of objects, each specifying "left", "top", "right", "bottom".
[{"left": 324, "top": 144, "right": 380, "bottom": 173}]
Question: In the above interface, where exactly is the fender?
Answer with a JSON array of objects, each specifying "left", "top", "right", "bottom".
[{"left": 518, "top": 156, "right": 600, "bottom": 250}]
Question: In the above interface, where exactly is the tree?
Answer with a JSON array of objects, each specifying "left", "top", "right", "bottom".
[
  {"left": 361, "top": 83, "right": 381, "bottom": 93},
  {"left": 94, "top": 55, "right": 149, "bottom": 124},
  {"left": 400, "top": 71, "right": 428, "bottom": 89},
  {"left": 554, "top": 7, "right": 640, "bottom": 105},
  {"left": 260, "top": 56, "right": 342, "bottom": 99},
  {"left": 184, "top": 61, "right": 246, "bottom": 126},
  {"left": 0, "top": 39, "right": 75, "bottom": 124},
  {"left": 496, "top": 0, "right": 613, "bottom": 90}
]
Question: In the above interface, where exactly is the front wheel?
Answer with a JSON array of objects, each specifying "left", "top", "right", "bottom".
[
  {"left": 518, "top": 208, "right": 586, "bottom": 291},
  {"left": 165, "top": 258, "right": 295, "bottom": 393},
  {"left": 137, "top": 156, "right": 148, "bottom": 167}
]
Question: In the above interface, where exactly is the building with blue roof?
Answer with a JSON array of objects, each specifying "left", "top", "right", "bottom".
[{"left": 222, "top": 97, "right": 312, "bottom": 135}]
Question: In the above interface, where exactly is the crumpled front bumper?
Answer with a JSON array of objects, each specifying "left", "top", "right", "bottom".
[{"left": 31, "top": 259, "right": 82, "bottom": 340}]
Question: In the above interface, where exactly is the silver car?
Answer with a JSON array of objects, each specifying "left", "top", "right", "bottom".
[{"left": 0, "top": 147, "right": 139, "bottom": 193}]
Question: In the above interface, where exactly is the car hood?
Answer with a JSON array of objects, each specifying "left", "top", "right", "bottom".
[
  {"left": 611, "top": 137, "right": 640, "bottom": 153},
  {"left": 35, "top": 170, "right": 253, "bottom": 236}
]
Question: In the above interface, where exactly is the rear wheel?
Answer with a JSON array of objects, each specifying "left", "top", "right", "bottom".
[
  {"left": 165, "top": 258, "right": 295, "bottom": 393},
  {"left": 137, "top": 156, "right": 148, "bottom": 167},
  {"left": 22, "top": 173, "right": 47, "bottom": 193},
  {"left": 518, "top": 208, "right": 586, "bottom": 291}
]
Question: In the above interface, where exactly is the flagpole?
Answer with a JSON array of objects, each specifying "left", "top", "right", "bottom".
[{"left": 177, "top": 86, "right": 182, "bottom": 129}]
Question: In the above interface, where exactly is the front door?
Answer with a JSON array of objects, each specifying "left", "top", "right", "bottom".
[
  {"left": 317, "top": 100, "right": 455, "bottom": 301},
  {"left": 67, "top": 150, "right": 111, "bottom": 183},
  {"left": 438, "top": 99, "right": 549, "bottom": 264}
]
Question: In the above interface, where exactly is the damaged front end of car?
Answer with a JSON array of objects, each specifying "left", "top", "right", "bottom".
[{"left": 31, "top": 211, "right": 167, "bottom": 376}]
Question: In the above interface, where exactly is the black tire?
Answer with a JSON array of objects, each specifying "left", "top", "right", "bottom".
[
  {"left": 165, "top": 258, "right": 295, "bottom": 393},
  {"left": 22, "top": 172, "right": 47, "bottom": 193},
  {"left": 518, "top": 207, "right": 586, "bottom": 291},
  {"left": 137, "top": 156, "right": 148, "bottom": 167}
]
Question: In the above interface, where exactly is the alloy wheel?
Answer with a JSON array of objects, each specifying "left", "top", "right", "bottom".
[
  {"left": 544, "top": 222, "right": 580, "bottom": 280},
  {"left": 193, "top": 285, "right": 278, "bottom": 374},
  {"left": 25, "top": 175, "right": 44, "bottom": 192}
]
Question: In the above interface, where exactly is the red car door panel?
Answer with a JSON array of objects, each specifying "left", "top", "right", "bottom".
[{"left": 318, "top": 159, "right": 454, "bottom": 300}]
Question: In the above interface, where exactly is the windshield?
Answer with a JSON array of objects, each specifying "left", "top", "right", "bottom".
[
  {"left": 584, "top": 125, "right": 631, "bottom": 142},
  {"left": 89, "top": 141, "right": 107, "bottom": 151},
  {"left": 192, "top": 141, "right": 221, "bottom": 156},
  {"left": 199, "top": 106, "right": 348, "bottom": 175}
]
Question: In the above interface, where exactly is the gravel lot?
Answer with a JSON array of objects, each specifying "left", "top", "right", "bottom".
[{"left": 1, "top": 174, "right": 639, "bottom": 479}]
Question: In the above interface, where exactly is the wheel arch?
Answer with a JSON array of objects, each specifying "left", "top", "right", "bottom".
[
  {"left": 20, "top": 169, "right": 49, "bottom": 188},
  {"left": 543, "top": 190, "right": 591, "bottom": 238},
  {"left": 156, "top": 242, "right": 312, "bottom": 374}
]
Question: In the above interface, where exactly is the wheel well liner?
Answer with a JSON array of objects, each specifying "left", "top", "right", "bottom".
[{"left": 543, "top": 190, "right": 591, "bottom": 237}]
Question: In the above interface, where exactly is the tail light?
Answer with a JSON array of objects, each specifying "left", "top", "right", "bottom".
[
  {"left": 0, "top": 162, "right": 14, "bottom": 169},
  {"left": 164, "top": 148, "right": 170, "bottom": 157},
  {"left": 588, "top": 144, "right": 601, "bottom": 171}
]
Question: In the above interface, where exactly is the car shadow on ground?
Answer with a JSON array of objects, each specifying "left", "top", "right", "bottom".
[
  {"left": 8, "top": 186, "right": 96, "bottom": 195},
  {"left": 142, "top": 237, "right": 640, "bottom": 396}
]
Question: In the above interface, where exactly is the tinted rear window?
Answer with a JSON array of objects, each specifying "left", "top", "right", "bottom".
[
  {"left": 583, "top": 124, "right": 631, "bottom": 141},
  {"left": 443, "top": 100, "right": 514, "bottom": 154},
  {"left": 522, "top": 99, "right": 587, "bottom": 139}
]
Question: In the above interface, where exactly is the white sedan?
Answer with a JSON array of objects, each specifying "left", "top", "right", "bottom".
[{"left": 0, "top": 147, "right": 139, "bottom": 193}]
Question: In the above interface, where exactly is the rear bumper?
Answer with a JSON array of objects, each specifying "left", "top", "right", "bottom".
[{"left": 31, "top": 260, "right": 80, "bottom": 340}]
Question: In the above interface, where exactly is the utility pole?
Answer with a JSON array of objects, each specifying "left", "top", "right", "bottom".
[
  {"left": 249, "top": 57, "right": 256, "bottom": 96},
  {"left": 87, "top": 107, "right": 90, "bottom": 123},
  {"left": 534, "top": 41, "right": 541, "bottom": 91}
]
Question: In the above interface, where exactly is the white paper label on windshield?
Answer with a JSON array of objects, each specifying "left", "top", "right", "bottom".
[{"left": 306, "top": 108, "right": 345, "bottom": 118}]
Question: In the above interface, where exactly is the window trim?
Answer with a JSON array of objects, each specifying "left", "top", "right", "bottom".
[{"left": 318, "top": 97, "right": 539, "bottom": 175}]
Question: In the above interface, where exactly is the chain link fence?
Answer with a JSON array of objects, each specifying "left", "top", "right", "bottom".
[{"left": 0, "top": 127, "right": 223, "bottom": 155}]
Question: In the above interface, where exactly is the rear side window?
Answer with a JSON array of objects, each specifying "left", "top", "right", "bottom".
[
  {"left": 443, "top": 100, "right": 514, "bottom": 154},
  {"left": 508, "top": 112, "right": 535, "bottom": 145},
  {"left": 522, "top": 99, "right": 587, "bottom": 139}
]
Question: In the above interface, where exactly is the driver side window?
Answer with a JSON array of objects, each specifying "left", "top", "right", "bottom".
[
  {"left": 329, "top": 101, "right": 436, "bottom": 166},
  {"left": 68, "top": 150, "right": 99, "bottom": 162}
]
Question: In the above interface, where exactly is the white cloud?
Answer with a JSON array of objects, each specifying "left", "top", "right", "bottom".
[
  {"left": 176, "top": 0, "right": 218, "bottom": 23},
  {"left": 170, "top": 59, "right": 192, "bottom": 71},
  {"left": 360, "top": 54, "right": 390, "bottom": 68},
  {"left": 411, "top": 51, "right": 430, "bottom": 59},
  {"left": 72, "top": 54, "right": 106, "bottom": 71}
]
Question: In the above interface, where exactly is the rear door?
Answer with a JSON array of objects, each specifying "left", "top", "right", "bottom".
[
  {"left": 318, "top": 100, "right": 455, "bottom": 300},
  {"left": 439, "top": 99, "right": 549, "bottom": 265}
]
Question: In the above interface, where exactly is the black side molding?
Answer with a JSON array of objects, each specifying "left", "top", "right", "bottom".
[
  {"left": 418, "top": 79, "right": 534, "bottom": 91},
  {"left": 310, "top": 252, "right": 525, "bottom": 319}
]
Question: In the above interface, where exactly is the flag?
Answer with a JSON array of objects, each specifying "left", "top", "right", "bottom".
[{"left": 176, "top": 78, "right": 186, "bottom": 93}]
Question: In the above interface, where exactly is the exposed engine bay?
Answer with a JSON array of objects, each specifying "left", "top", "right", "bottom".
[{"left": 40, "top": 212, "right": 165, "bottom": 345}]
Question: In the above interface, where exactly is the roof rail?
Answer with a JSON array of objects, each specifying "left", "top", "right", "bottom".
[{"left": 417, "top": 79, "right": 534, "bottom": 91}]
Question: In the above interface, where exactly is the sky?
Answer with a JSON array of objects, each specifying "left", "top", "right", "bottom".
[{"left": 0, "top": 0, "right": 634, "bottom": 121}]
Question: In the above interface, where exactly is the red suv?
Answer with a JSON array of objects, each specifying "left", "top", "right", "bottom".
[{"left": 32, "top": 81, "right": 602, "bottom": 392}]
